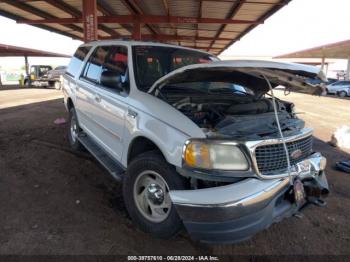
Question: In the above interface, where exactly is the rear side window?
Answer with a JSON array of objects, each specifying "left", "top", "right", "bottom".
[
  {"left": 81, "top": 45, "right": 128, "bottom": 89},
  {"left": 102, "top": 46, "right": 128, "bottom": 84},
  {"left": 82, "top": 46, "right": 109, "bottom": 84},
  {"left": 66, "top": 46, "right": 91, "bottom": 77}
]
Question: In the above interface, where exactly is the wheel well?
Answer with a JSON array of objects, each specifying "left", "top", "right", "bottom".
[
  {"left": 67, "top": 97, "right": 74, "bottom": 110},
  {"left": 127, "top": 137, "right": 163, "bottom": 164}
]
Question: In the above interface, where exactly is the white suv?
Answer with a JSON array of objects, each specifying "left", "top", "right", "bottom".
[{"left": 63, "top": 40, "right": 329, "bottom": 244}]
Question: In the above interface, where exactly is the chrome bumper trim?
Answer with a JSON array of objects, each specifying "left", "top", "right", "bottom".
[{"left": 170, "top": 152, "right": 326, "bottom": 208}]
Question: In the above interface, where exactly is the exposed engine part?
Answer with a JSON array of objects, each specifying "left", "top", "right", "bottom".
[
  {"left": 214, "top": 112, "right": 304, "bottom": 140},
  {"left": 170, "top": 95, "right": 301, "bottom": 139}
]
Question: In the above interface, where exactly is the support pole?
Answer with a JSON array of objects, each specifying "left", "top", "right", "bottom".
[
  {"left": 82, "top": 0, "right": 98, "bottom": 42},
  {"left": 320, "top": 56, "right": 325, "bottom": 72},
  {"left": 132, "top": 21, "right": 141, "bottom": 40},
  {"left": 24, "top": 55, "right": 30, "bottom": 86},
  {"left": 325, "top": 63, "right": 329, "bottom": 76},
  {"left": 346, "top": 57, "right": 350, "bottom": 80},
  {"left": 24, "top": 55, "right": 29, "bottom": 76}
]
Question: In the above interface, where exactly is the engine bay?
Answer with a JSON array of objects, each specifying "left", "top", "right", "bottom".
[{"left": 158, "top": 86, "right": 305, "bottom": 140}]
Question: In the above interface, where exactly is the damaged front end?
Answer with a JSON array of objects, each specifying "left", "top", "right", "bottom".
[{"left": 149, "top": 60, "right": 329, "bottom": 243}]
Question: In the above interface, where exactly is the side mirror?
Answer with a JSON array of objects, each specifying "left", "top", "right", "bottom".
[{"left": 100, "top": 70, "right": 127, "bottom": 91}]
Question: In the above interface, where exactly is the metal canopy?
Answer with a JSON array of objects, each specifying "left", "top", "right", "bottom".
[
  {"left": 275, "top": 39, "right": 350, "bottom": 59},
  {"left": 0, "top": 43, "right": 71, "bottom": 57},
  {"left": 275, "top": 39, "right": 350, "bottom": 80},
  {"left": 0, "top": 0, "right": 291, "bottom": 55}
]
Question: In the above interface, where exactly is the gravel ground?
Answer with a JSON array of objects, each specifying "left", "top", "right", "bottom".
[{"left": 0, "top": 86, "right": 349, "bottom": 256}]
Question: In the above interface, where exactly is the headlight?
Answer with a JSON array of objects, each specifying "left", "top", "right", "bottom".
[{"left": 183, "top": 140, "right": 249, "bottom": 171}]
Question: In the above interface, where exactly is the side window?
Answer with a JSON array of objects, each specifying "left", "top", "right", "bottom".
[
  {"left": 66, "top": 46, "right": 91, "bottom": 77},
  {"left": 99, "top": 46, "right": 128, "bottom": 92},
  {"left": 81, "top": 46, "right": 110, "bottom": 84}
]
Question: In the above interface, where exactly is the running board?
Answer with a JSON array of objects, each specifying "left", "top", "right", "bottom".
[{"left": 78, "top": 133, "right": 125, "bottom": 181}]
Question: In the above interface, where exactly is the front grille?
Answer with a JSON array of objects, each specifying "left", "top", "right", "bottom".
[{"left": 254, "top": 135, "right": 313, "bottom": 174}]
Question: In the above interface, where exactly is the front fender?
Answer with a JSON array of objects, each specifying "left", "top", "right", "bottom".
[{"left": 121, "top": 109, "right": 194, "bottom": 168}]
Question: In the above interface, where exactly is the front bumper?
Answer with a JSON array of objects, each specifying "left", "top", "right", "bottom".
[{"left": 170, "top": 153, "right": 329, "bottom": 244}]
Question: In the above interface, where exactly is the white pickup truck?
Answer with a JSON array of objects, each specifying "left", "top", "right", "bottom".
[{"left": 63, "top": 40, "right": 329, "bottom": 244}]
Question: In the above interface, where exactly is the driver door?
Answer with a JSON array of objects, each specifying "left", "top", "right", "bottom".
[{"left": 78, "top": 45, "right": 129, "bottom": 162}]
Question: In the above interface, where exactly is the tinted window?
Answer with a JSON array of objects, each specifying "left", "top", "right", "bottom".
[
  {"left": 101, "top": 45, "right": 128, "bottom": 87},
  {"left": 132, "top": 46, "right": 218, "bottom": 91},
  {"left": 81, "top": 45, "right": 128, "bottom": 90},
  {"left": 66, "top": 46, "right": 91, "bottom": 77},
  {"left": 82, "top": 46, "right": 109, "bottom": 84},
  {"left": 166, "top": 82, "right": 253, "bottom": 96}
]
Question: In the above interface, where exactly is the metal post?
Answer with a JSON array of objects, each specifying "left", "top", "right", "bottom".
[
  {"left": 346, "top": 58, "right": 350, "bottom": 80},
  {"left": 24, "top": 55, "right": 29, "bottom": 76},
  {"left": 132, "top": 21, "right": 141, "bottom": 40},
  {"left": 320, "top": 56, "right": 325, "bottom": 72},
  {"left": 82, "top": 0, "right": 98, "bottom": 42},
  {"left": 24, "top": 55, "right": 30, "bottom": 86}
]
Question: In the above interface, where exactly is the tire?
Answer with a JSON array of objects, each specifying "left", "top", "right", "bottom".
[
  {"left": 54, "top": 81, "right": 61, "bottom": 90},
  {"left": 123, "top": 152, "right": 188, "bottom": 239},
  {"left": 68, "top": 107, "right": 83, "bottom": 151},
  {"left": 338, "top": 91, "right": 347, "bottom": 98}
]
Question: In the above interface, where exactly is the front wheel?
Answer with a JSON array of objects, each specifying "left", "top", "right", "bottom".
[
  {"left": 338, "top": 91, "right": 347, "bottom": 98},
  {"left": 123, "top": 152, "right": 188, "bottom": 239}
]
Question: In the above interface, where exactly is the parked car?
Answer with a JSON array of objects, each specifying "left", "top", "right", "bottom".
[
  {"left": 326, "top": 80, "right": 350, "bottom": 94},
  {"left": 336, "top": 87, "right": 350, "bottom": 97},
  {"left": 47, "top": 65, "right": 67, "bottom": 89},
  {"left": 63, "top": 41, "right": 329, "bottom": 244}
]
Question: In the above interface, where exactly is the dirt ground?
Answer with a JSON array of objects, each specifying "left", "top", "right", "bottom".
[{"left": 0, "top": 86, "right": 349, "bottom": 256}]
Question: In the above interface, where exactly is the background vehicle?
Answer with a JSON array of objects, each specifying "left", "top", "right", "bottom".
[
  {"left": 48, "top": 66, "right": 67, "bottom": 89},
  {"left": 24, "top": 65, "right": 52, "bottom": 87},
  {"left": 336, "top": 87, "right": 350, "bottom": 97},
  {"left": 63, "top": 41, "right": 328, "bottom": 244},
  {"left": 326, "top": 80, "right": 350, "bottom": 94}
]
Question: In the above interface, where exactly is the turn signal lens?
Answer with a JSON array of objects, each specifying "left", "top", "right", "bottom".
[
  {"left": 183, "top": 141, "right": 248, "bottom": 171},
  {"left": 184, "top": 142, "right": 211, "bottom": 169},
  {"left": 184, "top": 143, "right": 197, "bottom": 167}
]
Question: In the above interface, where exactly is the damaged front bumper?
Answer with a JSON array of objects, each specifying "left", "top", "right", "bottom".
[{"left": 170, "top": 153, "right": 329, "bottom": 244}]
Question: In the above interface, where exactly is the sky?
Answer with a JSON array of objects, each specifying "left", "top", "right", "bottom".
[
  {"left": 0, "top": 0, "right": 349, "bottom": 70},
  {"left": 222, "top": 0, "right": 350, "bottom": 57}
]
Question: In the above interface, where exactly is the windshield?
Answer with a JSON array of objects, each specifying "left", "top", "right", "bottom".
[
  {"left": 161, "top": 82, "right": 254, "bottom": 97},
  {"left": 132, "top": 45, "right": 218, "bottom": 91}
]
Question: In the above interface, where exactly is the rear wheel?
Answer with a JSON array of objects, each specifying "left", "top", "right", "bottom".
[
  {"left": 338, "top": 91, "right": 347, "bottom": 98},
  {"left": 68, "top": 107, "right": 83, "bottom": 151},
  {"left": 123, "top": 152, "right": 187, "bottom": 239}
]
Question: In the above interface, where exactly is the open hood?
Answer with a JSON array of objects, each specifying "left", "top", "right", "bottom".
[{"left": 148, "top": 60, "right": 327, "bottom": 95}]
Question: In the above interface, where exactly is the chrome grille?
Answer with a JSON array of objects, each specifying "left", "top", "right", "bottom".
[{"left": 255, "top": 135, "right": 313, "bottom": 174}]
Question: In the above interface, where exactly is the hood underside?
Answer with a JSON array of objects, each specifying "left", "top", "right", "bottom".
[{"left": 148, "top": 60, "right": 327, "bottom": 95}]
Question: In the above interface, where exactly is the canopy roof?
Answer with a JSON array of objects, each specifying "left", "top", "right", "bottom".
[
  {"left": 0, "top": 0, "right": 291, "bottom": 55},
  {"left": 275, "top": 39, "right": 350, "bottom": 59},
  {"left": 0, "top": 43, "right": 71, "bottom": 57}
]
